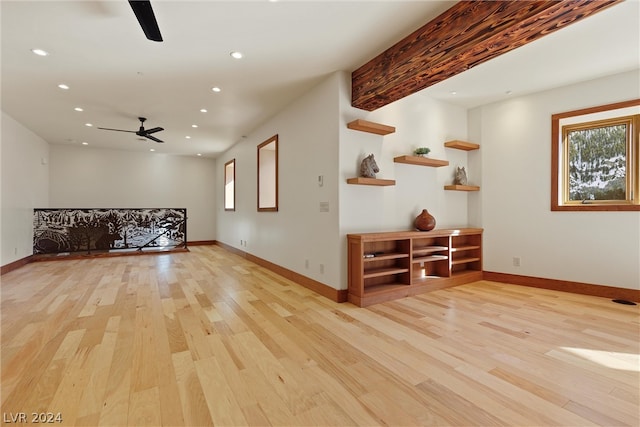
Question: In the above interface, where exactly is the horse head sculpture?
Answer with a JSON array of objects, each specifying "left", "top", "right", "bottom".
[{"left": 359, "top": 154, "right": 379, "bottom": 178}]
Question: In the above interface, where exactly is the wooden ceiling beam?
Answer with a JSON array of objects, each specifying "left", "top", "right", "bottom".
[{"left": 351, "top": 0, "right": 622, "bottom": 111}]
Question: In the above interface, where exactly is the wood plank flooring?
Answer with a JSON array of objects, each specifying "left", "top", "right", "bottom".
[{"left": 1, "top": 245, "right": 638, "bottom": 426}]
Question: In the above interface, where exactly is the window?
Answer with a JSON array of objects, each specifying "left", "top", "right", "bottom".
[
  {"left": 551, "top": 99, "right": 639, "bottom": 211},
  {"left": 224, "top": 159, "right": 235, "bottom": 211}
]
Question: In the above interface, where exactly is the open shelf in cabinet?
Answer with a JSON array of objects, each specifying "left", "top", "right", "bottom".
[
  {"left": 363, "top": 266, "right": 410, "bottom": 279},
  {"left": 451, "top": 257, "right": 481, "bottom": 265},
  {"left": 413, "top": 245, "right": 448, "bottom": 255},
  {"left": 347, "top": 119, "right": 395, "bottom": 135},
  {"left": 412, "top": 254, "right": 448, "bottom": 263},
  {"left": 451, "top": 244, "right": 481, "bottom": 252},
  {"left": 412, "top": 235, "right": 450, "bottom": 282},
  {"left": 450, "top": 233, "right": 482, "bottom": 274},
  {"left": 364, "top": 252, "right": 407, "bottom": 261},
  {"left": 348, "top": 229, "right": 482, "bottom": 306},
  {"left": 348, "top": 237, "right": 411, "bottom": 306},
  {"left": 394, "top": 156, "right": 449, "bottom": 167}
]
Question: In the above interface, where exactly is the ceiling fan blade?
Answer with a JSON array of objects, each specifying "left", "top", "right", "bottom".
[
  {"left": 145, "top": 134, "right": 164, "bottom": 143},
  {"left": 128, "top": 1, "right": 163, "bottom": 42},
  {"left": 97, "top": 127, "right": 137, "bottom": 133},
  {"left": 144, "top": 127, "right": 164, "bottom": 134}
]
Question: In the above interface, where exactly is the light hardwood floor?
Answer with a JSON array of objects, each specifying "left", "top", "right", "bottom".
[{"left": 1, "top": 245, "right": 638, "bottom": 426}]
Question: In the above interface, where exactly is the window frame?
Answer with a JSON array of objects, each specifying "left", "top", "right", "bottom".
[
  {"left": 257, "top": 135, "right": 279, "bottom": 212},
  {"left": 224, "top": 159, "right": 236, "bottom": 211},
  {"left": 551, "top": 99, "right": 640, "bottom": 211}
]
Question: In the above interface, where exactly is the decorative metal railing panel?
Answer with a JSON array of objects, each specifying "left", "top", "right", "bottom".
[{"left": 33, "top": 208, "right": 187, "bottom": 255}]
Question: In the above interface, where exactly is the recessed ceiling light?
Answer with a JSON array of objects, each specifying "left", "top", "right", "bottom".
[
  {"left": 81, "top": 142, "right": 88, "bottom": 145},
  {"left": 150, "top": 148, "right": 156, "bottom": 152},
  {"left": 85, "top": 123, "right": 93, "bottom": 127},
  {"left": 505, "top": 90, "right": 513, "bottom": 95},
  {"left": 197, "top": 153, "right": 202, "bottom": 157},
  {"left": 450, "top": 91, "right": 457, "bottom": 95},
  {"left": 230, "top": 51, "right": 243, "bottom": 59},
  {"left": 200, "top": 109, "right": 207, "bottom": 113},
  {"left": 74, "top": 107, "right": 83, "bottom": 112},
  {"left": 185, "top": 136, "right": 191, "bottom": 139},
  {"left": 211, "top": 87, "right": 221, "bottom": 93},
  {"left": 31, "top": 48, "right": 49, "bottom": 56},
  {"left": 58, "top": 84, "right": 70, "bottom": 90},
  {"left": 192, "top": 124, "right": 198, "bottom": 128}
]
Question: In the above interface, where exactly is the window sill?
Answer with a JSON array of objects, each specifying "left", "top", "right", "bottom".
[{"left": 551, "top": 203, "right": 640, "bottom": 211}]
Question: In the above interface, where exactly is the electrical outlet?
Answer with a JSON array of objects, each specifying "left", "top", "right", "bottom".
[
  {"left": 513, "top": 256, "right": 521, "bottom": 267},
  {"left": 305, "top": 259, "right": 309, "bottom": 269},
  {"left": 319, "top": 264, "right": 324, "bottom": 274}
]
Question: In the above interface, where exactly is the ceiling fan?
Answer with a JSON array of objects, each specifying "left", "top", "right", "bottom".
[
  {"left": 98, "top": 117, "right": 165, "bottom": 143},
  {"left": 129, "top": 0, "right": 163, "bottom": 42}
]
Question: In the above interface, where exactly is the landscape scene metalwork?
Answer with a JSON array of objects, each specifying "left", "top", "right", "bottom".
[{"left": 33, "top": 208, "right": 187, "bottom": 255}]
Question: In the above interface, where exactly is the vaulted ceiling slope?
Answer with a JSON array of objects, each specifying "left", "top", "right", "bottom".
[{"left": 1, "top": 1, "right": 638, "bottom": 158}]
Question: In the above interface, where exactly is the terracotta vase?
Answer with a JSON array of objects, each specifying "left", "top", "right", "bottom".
[{"left": 414, "top": 209, "right": 436, "bottom": 231}]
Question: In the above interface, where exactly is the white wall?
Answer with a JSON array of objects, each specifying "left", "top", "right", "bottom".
[
  {"left": 1, "top": 111, "right": 50, "bottom": 265},
  {"left": 216, "top": 71, "right": 476, "bottom": 291},
  {"left": 216, "top": 72, "right": 341, "bottom": 288},
  {"left": 339, "top": 75, "right": 472, "bottom": 233},
  {"left": 470, "top": 70, "right": 640, "bottom": 290},
  {"left": 49, "top": 145, "right": 216, "bottom": 242}
]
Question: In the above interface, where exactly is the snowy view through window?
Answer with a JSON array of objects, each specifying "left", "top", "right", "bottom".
[{"left": 567, "top": 123, "right": 627, "bottom": 201}]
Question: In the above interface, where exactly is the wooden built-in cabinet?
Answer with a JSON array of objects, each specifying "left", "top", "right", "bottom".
[{"left": 348, "top": 228, "right": 482, "bottom": 306}]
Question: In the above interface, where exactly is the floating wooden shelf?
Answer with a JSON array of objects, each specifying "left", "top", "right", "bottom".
[
  {"left": 347, "top": 119, "right": 395, "bottom": 135},
  {"left": 347, "top": 177, "right": 396, "bottom": 186},
  {"left": 393, "top": 155, "right": 449, "bottom": 167},
  {"left": 444, "top": 184, "right": 480, "bottom": 191},
  {"left": 445, "top": 140, "right": 480, "bottom": 151}
]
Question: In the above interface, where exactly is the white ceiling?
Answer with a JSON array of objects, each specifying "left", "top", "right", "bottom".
[{"left": 2, "top": 1, "right": 638, "bottom": 158}]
